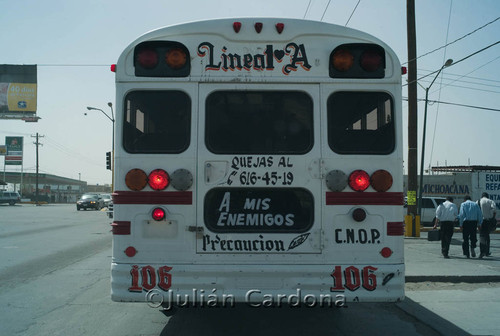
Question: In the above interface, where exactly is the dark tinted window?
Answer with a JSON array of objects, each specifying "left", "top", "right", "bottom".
[
  {"left": 123, "top": 91, "right": 191, "bottom": 153},
  {"left": 206, "top": 91, "right": 313, "bottom": 154},
  {"left": 327, "top": 92, "right": 394, "bottom": 154}
]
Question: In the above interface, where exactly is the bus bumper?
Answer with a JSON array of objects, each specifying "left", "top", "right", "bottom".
[{"left": 111, "top": 262, "right": 405, "bottom": 306}]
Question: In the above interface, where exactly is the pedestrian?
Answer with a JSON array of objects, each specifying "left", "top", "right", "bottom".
[
  {"left": 434, "top": 196, "right": 458, "bottom": 258},
  {"left": 479, "top": 192, "right": 497, "bottom": 258},
  {"left": 458, "top": 195, "right": 483, "bottom": 258}
]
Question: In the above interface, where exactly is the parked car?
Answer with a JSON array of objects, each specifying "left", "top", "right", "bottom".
[
  {"left": 76, "top": 194, "right": 104, "bottom": 211},
  {"left": 100, "top": 193, "right": 112, "bottom": 207},
  {"left": 404, "top": 196, "right": 447, "bottom": 227},
  {"left": 0, "top": 191, "right": 21, "bottom": 205}
]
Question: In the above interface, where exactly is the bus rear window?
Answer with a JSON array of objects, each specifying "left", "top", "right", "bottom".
[
  {"left": 327, "top": 92, "right": 394, "bottom": 154},
  {"left": 206, "top": 91, "right": 313, "bottom": 154},
  {"left": 123, "top": 91, "right": 191, "bottom": 153}
]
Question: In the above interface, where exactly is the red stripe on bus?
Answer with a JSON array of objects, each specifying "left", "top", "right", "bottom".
[
  {"left": 112, "top": 191, "right": 192, "bottom": 205},
  {"left": 111, "top": 221, "right": 131, "bottom": 235},
  {"left": 387, "top": 222, "right": 405, "bottom": 236},
  {"left": 325, "top": 192, "right": 404, "bottom": 205}
]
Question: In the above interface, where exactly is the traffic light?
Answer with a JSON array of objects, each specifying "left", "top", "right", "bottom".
[{"left": 106, "top": 151, "right": 112, "bottom": 170}]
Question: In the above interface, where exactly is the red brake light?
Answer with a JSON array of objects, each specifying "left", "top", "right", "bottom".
[
  {"left": 148, "top": 169, "right": 170, "bottom": 190},
  {"left": 360, "top": 49, "right": 383, "bottom": 72},
  {"left": 349, "top": 170, "right": 370, "bottom": 192},
  {"left": 152, "top": 208, "right": 166, "bottom": 221},
  {"left": 136, "top": 48, "right": 158, "bottom": 69},
  {"left": 110, "top": 64, "right": 116, "bottom": 72}
]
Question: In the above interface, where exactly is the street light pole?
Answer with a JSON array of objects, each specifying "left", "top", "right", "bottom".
[
  {"left": 86, "top": 104, "right": 115, "bottom": 191},
  {"left": 417, "top": 59, "right": 453, "bottom": 218}
]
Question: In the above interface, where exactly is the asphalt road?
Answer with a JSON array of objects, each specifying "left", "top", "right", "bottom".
[{"left": 0, "top": 203, "right": 462, "bottom": 336}]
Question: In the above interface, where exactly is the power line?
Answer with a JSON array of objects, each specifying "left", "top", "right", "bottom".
[
  {"left": 345, "top": 0, "right": 361, "bottom": 26},
  {"left": 402, "top": 97, "right": 500, "bottom": 112},
  {"left": 320, "top": 0, "right": 331, "bottom": 21},
  {"left": 402, "top": 16, "right": 500, "bottom": 65},
  {"left": 303, "top": 0, "right": 312, "bottom": 19},
  {"left": 403, "top": 41, "right": 500, "bottom": 87}
]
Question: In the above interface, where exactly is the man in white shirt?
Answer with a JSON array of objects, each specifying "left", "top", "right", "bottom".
[
  {"left": 435, "top": 196, "right": 458, "bottom": 259},
  {"left": 479, "top": 192, "right": 497, "bottom": 258}
]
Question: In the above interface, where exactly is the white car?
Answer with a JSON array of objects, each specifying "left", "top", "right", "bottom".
[{"left": 405, "top": 196, "right": 447, "bottom": 227}]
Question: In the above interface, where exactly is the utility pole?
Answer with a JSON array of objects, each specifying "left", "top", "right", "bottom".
[
  {"left": 31, "top": 133, "right": 44, "bottom": 205},
  {"left": 406, "top": 0, "right": 419, "bottom": 236}
]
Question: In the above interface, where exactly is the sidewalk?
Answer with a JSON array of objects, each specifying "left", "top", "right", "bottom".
[{"left": 401, "top": 232, "right": 500, "bottom": 336}]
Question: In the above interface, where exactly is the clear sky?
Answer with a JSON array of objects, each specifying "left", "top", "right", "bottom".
[{"left": 0, "top": 0, "right": 499, "bottom": 185}]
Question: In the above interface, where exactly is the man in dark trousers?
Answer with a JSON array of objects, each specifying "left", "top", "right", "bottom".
[
  {"left": 479, "top": 192, "right": 497, "bottom": 258},
  {"left": 434, "top": 196, "right": 458, "bottom": 258},
  {"left": 459, "top": 195, "right": 483, "bottom": 258}
]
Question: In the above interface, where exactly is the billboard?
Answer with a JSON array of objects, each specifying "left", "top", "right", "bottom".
[
  {"left": 5, "top": 136, "right": 23, "bottom": 165},
  {"left": 0, "top": 65, "right": 37, "bottom": 118}
]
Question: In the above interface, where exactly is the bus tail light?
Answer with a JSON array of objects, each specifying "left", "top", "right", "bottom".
[
  {"left": 329, "top": 44, "right": 385, "bottom": 78},
  {"left": 331, "top": 49, "right": 354, "bottom": 72},
  {"left": 348, "top": 170, "right": 370, "bottom": 192},
  {"left": 152, "top": 208, "right": 166, "bottom": 221},
  {"left": 125, "top": 169, "right": 148, "bottom": 191},
  {"left": 136, "top": 48, "right": 159, "bottom": 69},
  {"left": 352, "top": 208, "right": 367, "bottom": 222},
  {"left": 233, "top": 22, "right": 242, "bottom": 33},
  {"left": 275, "top": 23, "right": 284, "bottom": 34},
  {"left": 165, "top": 48, "right": 187, "bottom": 69},
  {"left": 370, "top": 170, "right": 393, "bottom": 192},
  {"left": 134, "top": 41, "right": 190, "bottom": 77},
  {"left": 360, "top": 49, "right": 384, "bottom": 72},
  {"left": 148, "top": 169, "right": 170, "bottom": 190}
]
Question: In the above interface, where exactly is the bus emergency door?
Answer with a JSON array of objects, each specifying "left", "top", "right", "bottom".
[{"left": 196, "top": 84, "right": 322, "bottom": 255}]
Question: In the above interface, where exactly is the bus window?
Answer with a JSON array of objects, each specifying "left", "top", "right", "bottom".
[
  {"left": 205, "top": 91, "right": 313, "bottom": 154},
  {"left": 327, "top": 91, "right": 394, "bottom": 154},
  {"left": 123, "top": 90, "right": 191, "bottom": 153}
]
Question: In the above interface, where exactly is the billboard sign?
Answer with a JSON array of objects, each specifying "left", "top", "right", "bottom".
[
  {"left": 5, "top": 136, "right": 23, "bottom": 165},
  {"left": 0, "top": 65, "right": 37, "bottom": 118}
]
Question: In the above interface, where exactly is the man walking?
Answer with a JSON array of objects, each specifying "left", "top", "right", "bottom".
[
  {"left": 459, "top": 195, "right": 482, "bottom": 258},
  {"left": 479, "top": 192, "right": 496, "bottom": 258},
  {"left": 434, "top": 196, "right": 458, "bottom": 258}
]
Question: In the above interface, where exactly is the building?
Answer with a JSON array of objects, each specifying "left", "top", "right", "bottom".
[{"left": 0, "top": 172, "right": 109, "bottom": 203}]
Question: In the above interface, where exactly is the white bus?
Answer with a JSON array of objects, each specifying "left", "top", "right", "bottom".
[{"left": 111, "top": 18, "right": 405, "bottom": 310}]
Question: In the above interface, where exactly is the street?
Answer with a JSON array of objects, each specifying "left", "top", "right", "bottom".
[{"left": 0, "top": 204, "right": 471, "bottom": 335}]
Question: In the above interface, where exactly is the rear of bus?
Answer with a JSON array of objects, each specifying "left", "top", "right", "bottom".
[{"left": 111, "top": 18, "right": 405, "bottom": 308}]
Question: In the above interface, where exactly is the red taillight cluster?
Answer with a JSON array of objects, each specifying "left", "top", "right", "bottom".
[
  {"left": 326, "top": 169, "right": 393, "bottom": 193},
  {"left": 125, "top": 168, "right": 193, "bottom": 191},
  {"left": 134, "top": 41, "right": 190, "bottom": 77},
  {"left": 330, "top": 43, "right": 385, "bottom": 79}
]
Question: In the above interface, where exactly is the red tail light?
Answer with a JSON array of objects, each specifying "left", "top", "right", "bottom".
[
  {"left": 148, "top": 169, "right": 170, "bottom": 190},
  {"left": 136, "top": 48, "right": 158, "bottom": 69},
  {"left": 152, "top": 208, "right": 166, "bottom": 221},
  {"left": 360, "top": 49, "right": 383, "bottom": 72},
  {"left": 349, "top": 170, "right": 370, "bottom": 192},
  {"left": 275, "top": 23, "right": 284, "bottom": 34},
  {"left": 255, "top": 22, "right": 263, "bottom": 33}
]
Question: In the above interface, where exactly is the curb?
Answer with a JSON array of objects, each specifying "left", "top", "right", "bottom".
[
  {"left": 396, "top": 297, "right": 470, "bottom": 336},
  {"left": 406, "top": 275, "right": 500, "bottom": 283}
]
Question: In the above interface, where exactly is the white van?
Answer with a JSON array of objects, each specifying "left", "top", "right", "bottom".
[{"left": 405, "top": 197, "right": 447, "bottom": 227}]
